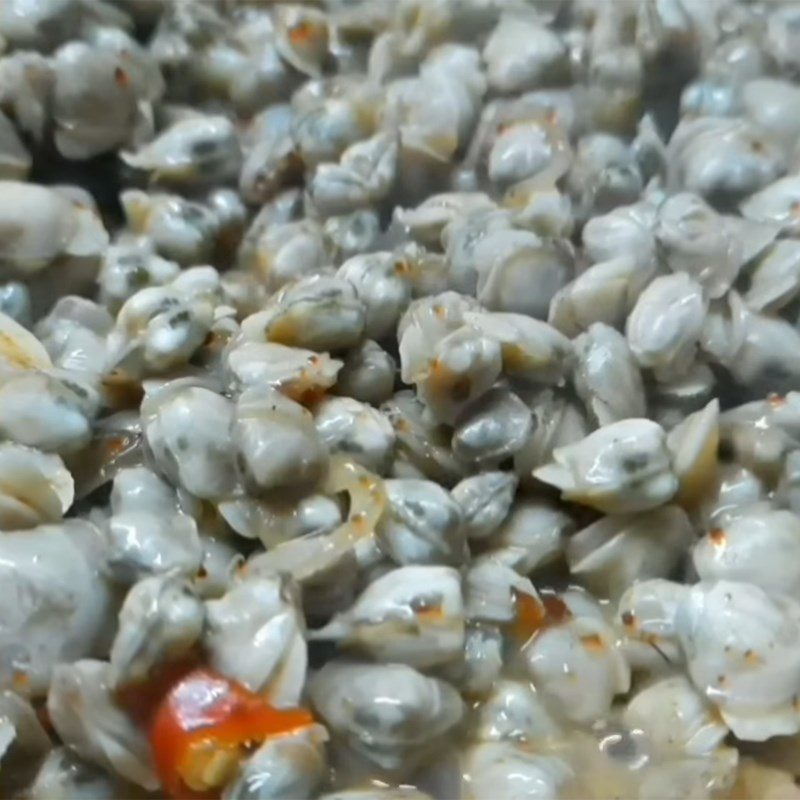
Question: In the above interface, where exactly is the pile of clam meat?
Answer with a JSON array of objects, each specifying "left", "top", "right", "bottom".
[{"left": 4, "top": 0, "right": 800, "bottom": 798}]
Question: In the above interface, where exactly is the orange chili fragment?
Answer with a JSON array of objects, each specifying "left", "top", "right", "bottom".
[{"left": 149, "top": 669, "right": 314, "bottom": 799}]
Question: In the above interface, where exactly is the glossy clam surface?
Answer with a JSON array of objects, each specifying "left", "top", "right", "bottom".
[{"left": 3, "top": 1, "right": 800, "bottom": 799}]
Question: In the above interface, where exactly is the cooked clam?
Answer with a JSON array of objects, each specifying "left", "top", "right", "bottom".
[
  {"left": 109, "top": 572, "right": 204, "bottom": 687},
  {"left": 309, "top": 660, "right": 464, "bottom": 771},
  {"left": 311, "top": 565, "right": 464, "bottom": 667},
  {"left": 377, "top": 477, "right": 466, "bottom": 566},
  {"left": 675, "top": 580, "right": 800, "bottom": 740},
  {"left": 47, "top": 660, "right": 158, "bottom": 790},
  {"left": 534, "top": 418, "right": 678, "bottom": 514},
  {"left": 6, "top": 1, "right": 800, "bottom": 796},
  {"left": 204, "top": 572, "right": 307, "bottom": 705},
  {"left": 122, "top": 114, "right": 242, "bottom": 186}
]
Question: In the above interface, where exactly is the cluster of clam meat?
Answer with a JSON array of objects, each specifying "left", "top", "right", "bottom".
[{"left": 5, "top": 1, "right": 800, "bottom": 799}]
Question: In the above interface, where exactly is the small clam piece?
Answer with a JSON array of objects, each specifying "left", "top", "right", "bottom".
[
  {"left": 509, "top": 180, "right": 574, "bottom": 238},
  {"left": 693, "top": 505, "right": 800, "bottom": 598},
  {"left": 723, "top": 306, "right": 800, "bottom": 397},
  {"left": 617, "top": 579, "right": 687, "bottom": 671},
  {"left": 122, "top": 115, "right": 242, "bottom": 186},
  {"left": 0, "top": 443, "right": 73, "bottom": 530},
  {"left": 336, "top": 340, "right": 396, "bottom": 406},
  {"left": 0, "top": 0, "right": 84, "bottom": 52},
  {"left": 381, "top": 391, "right": 465, "bottom": 487},
  {"left": 243, "top": 274, "right": 366, "bottom": 353},
  {"left": 777, "top": 449, "right": 800, "bottom": 515},
  {"left": 0, "top": 52, "right": 53, "bottom": 144},
  {"left": 623, "top": 674, "right": 728, "bottom": 759},
  {"left": 766, "top": 3, "right": 800, "bottom": 75},
  {"left": 0, "top": 281, "right": 32, "bottom": 328},
  {"left": 452, "top": 386, "right": 532, "bottom": 468},
  {"left": 462, "top": 742, "right": 572, "bottom": 800},
  {"left": 219, "top": 491, "right": 342, "bottom": 546},
  {"left": 239, "top": 109, "right": 301, "bottom": 205},
  {"left": 740, "top": 175, "right": 800, "bottom": 237},
  {"left": 488, "top": 120, "right": 564, "bottom": 189},
  {"left": 449, "top": 623, "right": 504, "bottom": 696},
  {"left": 47, "top": 660, "right": 158, "bottom": 791},
  {"left": 394, "top": 191, "right": 495, "bottom": 248},
  {"left": 514, "top": 390, "right": 589, "bottom": 480},
  {"left": 222, "top": 724, "right": 329, "bottom": 800},
  {"left": 473, "top": 230, "right": 572, "bottom": 320},
  {"left": 142, "top": 383, "right": 237, "bottom": 500},
  {"left": 742, "top": 78, "right": 800, "bottom": 150},
  {"left": 0, "top": 181, "right": 108, "bottom": 274},
  {"left": 27, "top": 747, "right": 125, "bottom": 800},
  {"left": 204, "top": 573, "right": 306, "bottom": 705},
  {"left": 463, "top": 560, "right": 538, "bottom": 625},
  {"left": 464, "top": 311, "right": 573, "bottom": 387},
  {"left": 245, "top": 532, "right": 358, "bottom": 618},
  {"left": 666, "top": 399, "right": 719, "bottom": 508},
  {"left": 700, "top": 462, "right": 767, "bottom": 527},
  {"left": 398, "top": 292, "right": 482, "bottom": 385},
  {"left": 324, "top": 210, "right": 381, "bottom": 264},
  {"left": 309, "top": 132, "right": 398, "bottom": 218},
  {"left": 337, "top": 251, "right": 412, "bottom": 341},
  {"left": 745, "top": 239, "right": 800, "bottom": 312},
  {"left": 573, "top": 322, "right": 646, "bottom": 426},
  {"left": 309, "top": 660, "right": 464, "bottom": 771},
  {"left": 656, "top": 192, "right": 776, "bottom": 299},
  {"left": 720, "top": 390, "right": 800, "bottom": 471},
  {"left": 107, "top": 283, "right": 214, "bottom": 376},
  {"left": 311, "top": 565, "right": 464, "bottom": 668},
  {"left": 104, "top": 466, "right": 202, "bottom": 583},
  {"left": 0, "top": 371, "right": 97, "bottom": 455},
  {"left": 235, "top": 387, "right": 327, "bottom": 494},
  {"left": 650, "top": 360, "right": 717, "bottom": 430},
  {"left": 0, "top": 110, "right": 30, "bottom": 179},
  {"left": 668, "top": 117, "right": 784, "bottom": 202},
  {"left": 548, "top": 255, "right": 653, "bottom": 338},
  {"left": 567, "top": 505, "right": 694, "bottom": 600},
  {"left": 567, "top": 133, "right": 644, "bottom": 222},
  {"left": 226, "top": 341, "right": 342, "bottom": 402},
  {"left": 381, "top": 72, "right": 472, "bottom": 169},
  {"left": 378, "top": 477, "right": 465, "bottom": 566},
  {"left": 120, "top": 190, "right": 221, "bottom": 267},
  {"left": 240, "top": 220, "right": 329, "bottom": 294},
  {"left": 413, "top": 325, "right": 502, "bottom": 425},
  {"left": 534, "top": 419, "right": 678, "bottom": 514},
  {"left": 626, "top": 273, "right": 707, "bottom": 378},
  {"left": 675, "top": 580, "right": 800, "bottom": 740},
  {"left": 582, "top": 200, "right": 658, "bottom": 271},
  {"left": 314, "top": 395, "right": 395, "bottom": 475},
  {"left": 98, "top": 238, "right": 180, "bottom": 314},
  {"left": 452, "top": 471, "right": 517, "bottom": 540},
  {"left": 481, "top": 496, "right": 574, "bottom": 574},
  {"left": 483, "top": 14, "right": 567, "bottom": 93},
  {"left": 523, "top": 613, "right": 630, "bottom": 725},
  {"left": 470, "top": 679, "right": 561, "bottom": 743},
  {"left": 52, "top": 39, "right": 159, "bottom": 160},
  {"left": 110, "top": 573, "right": 203, "bottom": 688},
  {"left": 291, "top": 91, "right": 372, "bottom": 170},
  {"left": 274, "top": 4, "right": 330, "bottom": 77}
]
